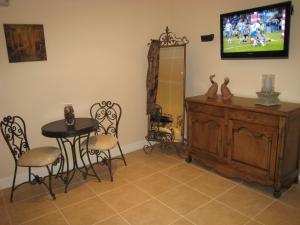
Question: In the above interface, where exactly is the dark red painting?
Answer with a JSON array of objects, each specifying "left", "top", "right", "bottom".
[{"left": 4, "top": 24, "right": 47, "bottom": 63}]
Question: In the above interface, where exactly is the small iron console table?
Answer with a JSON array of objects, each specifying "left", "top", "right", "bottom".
[{"left": 41, "top": 118, "right": 98, "bottom": 192}]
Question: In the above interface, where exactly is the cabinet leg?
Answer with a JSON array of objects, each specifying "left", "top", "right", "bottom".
[
  {"left": 273, "top": 189, "right": 282, "bottom": 198},
  {"left": 294, "top": 176, "right": 299, "bottom": 184},
  {"left": 185, "top": 155, "right": 192, "bottom": 163}
]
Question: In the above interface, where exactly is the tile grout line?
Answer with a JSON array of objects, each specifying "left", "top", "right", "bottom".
[
  {"left": 49, "top": 195, "right": 72, "bottom": 225},
  {"left": 1, "top": 190, "right": 13, "bottom": 225},
  {"left": 272, "top": 199, "right": 300, "bottom": 211},
  {"left": 4, "top": 195, "right": 55, "bottom": 225},
  {"left": 124, "top": 153, "right": 250, "bottom": 225},
  {"left": 84, "top": 179, "right": 133, "bottom": 225},
  {"left": 3, "top": 149, "right": 299, "bottom": 225},
  {"left": 15, "top": 184, "right": 98, "bottom": 225},
  {"left": 167, "top": 216, "right": 186, "bottom": 225},
  {"left": 180, "top": 179, "right": 243, "bottom": 221},
  {"left": 116, "top": 165, "right": 161, "bottom": 183},
  {"left": 47, "top": 153, "right": 300, "bottom": 224},
  {"left": 160, "top": 170, "right": 207, "bottom": 185},
  {"left": 2, "top": 189, "right": 48, "bottom": 204},
  {"left": 0, "top": 176, "right": 84, "bottom": 205},
  {"left": 10, "top": 182, "right": 82, "bottom": 225},
  {"left": 238, "top": 181, "right": 276, "bottom": 200},
  {"left": 243, "top": 199, "right": 276, "bottom": 225},
  {"left": 158, "top": 157, "right": 298, "bottom": 224},
  {"left": 214, "top": 199, "right": 259, "bottom": 222},
  {"left": 176, "top": 174, "right": 239, "bottom": 200},
  {"left": 55, "top": 193, "right": 96, "bottom": 210},
  {"left": 244, "top": 219, "right": 266, "bottom": 225},
  {"left": 125, "top": 178, "right": 191, "bottom": 225},
  {"left": 123, "top": 164, "right": 241, "bottom": 225},
  {"left": 117, "top": 167, "right": 167, "bottom": 184},
  {"left": 100, "top": 187, "right": 154, "bottom": 213},
  {"left": 50, "top": 153, "right": 183, "bottom": 224},
  {"left": 91, "top": 164, "right": 195, "bottom": 224},
  {"left": 77, "top": 152, "right": 300, "bottom": 218},
  {"left": 187, "top": 181, "right": 238, "bottom": 215},
  {"left": 17, "top": 209, "right": 61, "bottom": 225},
  {"left": 141, "top": 150, "right": 300, "bottom": 207}
]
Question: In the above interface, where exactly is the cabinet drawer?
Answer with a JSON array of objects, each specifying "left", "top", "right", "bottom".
[
  {"left": 228, "top": 109, "right": 278, "bottom": 126},
  {"left": 188, "top": 103, "right": 224, "bottom": 118}
]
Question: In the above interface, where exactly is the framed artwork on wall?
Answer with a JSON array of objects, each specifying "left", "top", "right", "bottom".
[{"left": 3, "top": 24, "right": 47, "bottom": 63}]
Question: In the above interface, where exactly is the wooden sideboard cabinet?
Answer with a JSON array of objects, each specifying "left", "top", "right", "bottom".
[{"left": 185, "top": 95, "right": 300, "bottom": 197}]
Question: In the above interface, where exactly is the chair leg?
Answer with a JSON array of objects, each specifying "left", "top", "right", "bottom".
[
  {"left": 107, "top": 149, "right": 113, "bottom": 182},
  {"left": 79, "top": 149, "right": 89, "bottom": 179},
  {"left": 117, "top": 142, "right": 127, "bottom": 166},
  {"left": 28, "top": 167, "right": 32, "bottom": 183},
  {"left": 46, "top": 165, "right": 56, "bottom": 200},
  {"left": 56, "top": 155, "right": 64, "bottom": 178},
  {"left": 10, "top": 165, "right": 18, "bottom": 202},
  {"left": 86, "top": 150, "right": 101, "bottom": 182}
]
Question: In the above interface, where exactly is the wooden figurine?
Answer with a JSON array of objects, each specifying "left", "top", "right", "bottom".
[
  {"left": 205, "top": 74, "right": 218, "bottom": 98},
  {"left": 221, "top": 77, "right": 233, "bottom": 100}
]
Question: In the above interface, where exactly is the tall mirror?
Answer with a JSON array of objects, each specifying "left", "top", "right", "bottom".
[{"left": 144, "top": 27, "right": 188, "bottom": 153}]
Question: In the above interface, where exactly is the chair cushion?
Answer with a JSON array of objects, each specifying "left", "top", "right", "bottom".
[
  {"left": 82, "top": 134, "right": 118, "bottom": 150},
  {"left": 158, "top": 127, "right": 173, "bottom": 134},
  {"left": 17, "top": 146, "right": 61, "bottom": 167}
]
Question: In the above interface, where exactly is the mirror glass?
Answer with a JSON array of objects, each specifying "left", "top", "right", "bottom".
[{"left": 156, "top": 46, "right": 185, "bottom": 143}]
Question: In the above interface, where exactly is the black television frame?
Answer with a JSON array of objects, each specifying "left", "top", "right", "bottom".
[{"left": 220, "top": 1, "right": 292, "bottom": 59}]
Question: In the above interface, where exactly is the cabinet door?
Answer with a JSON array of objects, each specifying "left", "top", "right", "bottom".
[
  {"left": 228, "top": 120, "right": 278, "bottom": 180},
  {"left": 188, "top": 112, "right": 224, "bottom": 160}
]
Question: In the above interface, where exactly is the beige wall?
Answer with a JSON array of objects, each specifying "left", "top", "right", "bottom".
[
  {"left": 0, "top": 0, "right": 171, "bottom": 182},
  {"left": 170, "top": 0, "right": 299, "bottom": 102}
]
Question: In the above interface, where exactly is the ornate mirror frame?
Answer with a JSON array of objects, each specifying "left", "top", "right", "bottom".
[
  {"left": 158, "top": 26, "right": 189, "bottom": 47},
  {"left": 144, "top": 27, "right": 189, "bottom": 153}
]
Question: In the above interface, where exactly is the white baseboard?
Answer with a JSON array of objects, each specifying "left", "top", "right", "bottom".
[{"left": 0, "top": 140, "right": 147, "bottom": 190}]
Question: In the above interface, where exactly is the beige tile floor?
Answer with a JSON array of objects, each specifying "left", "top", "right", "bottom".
[{"left": 1, "top": 148, "right": 300, "bottom": 225}]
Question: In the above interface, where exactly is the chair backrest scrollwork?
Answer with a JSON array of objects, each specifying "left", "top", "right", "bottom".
[
  {"left": 90, "top": 101, "right": 122, "bottom": 138},
  {"left": 0, "top": 116, "right": 30, "bottom": 161}
]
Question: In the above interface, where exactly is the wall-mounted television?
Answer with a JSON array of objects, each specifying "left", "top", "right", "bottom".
[{"left": 220, "top": 1, "right": 292, "bottom": 59}]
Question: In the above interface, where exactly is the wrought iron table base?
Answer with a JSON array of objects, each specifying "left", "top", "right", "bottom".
[{"left": 56, "top": 134, "right": 100, "bottom": 193}]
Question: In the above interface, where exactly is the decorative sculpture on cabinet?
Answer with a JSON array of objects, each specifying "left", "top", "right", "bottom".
[
  {"left": 205, "top": 74, "right": 218, "bottom": 99},
  {"left": 221, "top": 77, "right": 233, "bottom": 100}
]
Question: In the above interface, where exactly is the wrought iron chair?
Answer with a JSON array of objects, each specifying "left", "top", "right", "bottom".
[
  {"left": 144, "top": 104, "right": 175, "bottom": 153},
  {"left": 0, "top": 116, "right": 61, "bottom": 202},
  {"left": 81, "top": 101, "right": 127, "bottom": 181}
]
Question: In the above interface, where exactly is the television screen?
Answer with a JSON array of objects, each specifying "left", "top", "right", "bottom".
[{"left": 220, "top": 1, "right": 292, "bottom": 58}]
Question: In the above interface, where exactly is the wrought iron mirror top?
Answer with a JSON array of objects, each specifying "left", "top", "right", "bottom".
[
  {"left": 90, "top": 101, "right": 121, "bottom": 137},
  {"left": 0, "top": 115, "right": 30, "bottom": 160},
  {"left": 159, "top": 26, "right": 189, "bottom": 47}
]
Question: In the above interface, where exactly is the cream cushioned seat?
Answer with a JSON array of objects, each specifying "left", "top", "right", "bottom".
[
  {"left": 17, "top": 146, "right": 61, "bottom": 167},
  {"left": 82, "top": 134, "right": 118, "bottom": 150},
  {"left": 158, "top": 127, "right": 172, "bottom": 134}
]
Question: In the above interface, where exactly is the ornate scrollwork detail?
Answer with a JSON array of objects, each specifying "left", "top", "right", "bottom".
[
  {"left": 90, "top": 101, "right": 121, "bottom": 137},
  {"left": 159, "top": 26, "right": 189, "bottom": 47},
  {"left": 0, "top": 116, "right": 30, "bottom": 160},
  {"left": 89, "top": 150, "right": 109, "bottom": 166}
]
